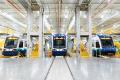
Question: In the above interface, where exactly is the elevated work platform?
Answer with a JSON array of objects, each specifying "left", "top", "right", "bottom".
[{"left": 80, "top": 42, "right": 90, "bottom": 58}]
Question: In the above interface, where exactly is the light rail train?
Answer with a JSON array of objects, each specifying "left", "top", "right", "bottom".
[
  {"left": 52, "top": 34, "right": 67, "bottom": 56},
  {"left": 92, "top": 35, "right": 116, "bottom": 57}
]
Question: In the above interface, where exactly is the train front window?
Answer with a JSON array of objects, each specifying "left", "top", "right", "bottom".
[
  {"left": 101, "top": 39, "right": 113, "bottom": 47},
  {"left": 53, "top": 38, "right": 66, "bottom": 48},
  {"left": 5, "top": 38, "right": 18, "bottom": 48}
]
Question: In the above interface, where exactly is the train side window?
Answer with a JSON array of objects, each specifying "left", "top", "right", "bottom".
[
  {"left": 19, "top": 41, "right": 23, "bottom": 48},
  {"left": 25, "top": 41, "right": 27, "bottom": 47},
  {"left": 92, "top": 43, "right": 94, "bottom": 47},
  {"left": 96, "top": 42, "right": 100, "bottom": 48}
]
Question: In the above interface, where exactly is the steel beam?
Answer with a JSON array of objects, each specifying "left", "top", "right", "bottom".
[
  {"left": 27, "top": 6, "right": 33, "bottom": 57},
  {"left": 75, "top": 6, "right": 80, "bottom": 57},
  {"left": 39, "top": 7, "right": 44, "bottom": 57},
  {"left": 88, "top": 5, "right": 92, "bottom": 55}
]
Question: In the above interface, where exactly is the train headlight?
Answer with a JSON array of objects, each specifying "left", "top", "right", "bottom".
[
  {"left": 56, "top": 49, "right": 63, "bottom": 51},
  {"left": 5, "top": 49, "right": 13, "bottom": 51},
  {"left": 56, "top": 49, "right": 59, "bottom": 51},
  {"left": 59, "top": 49, "right": 63, "bottom": 51}
]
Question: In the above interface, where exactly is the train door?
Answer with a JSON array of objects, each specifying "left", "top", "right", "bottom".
[{"left": 17, "top": 39, "right": 27, "bottom": 57}]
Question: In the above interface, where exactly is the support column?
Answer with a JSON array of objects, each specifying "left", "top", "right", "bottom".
[
  {"left": 88, "top": 5, "right": 92, "bottom": 56},
  {"left": 39, "top": 7, "right": 44, "bottom": 57},
  {"left": 27, "top": 7, "right": 33, "bottom": 57},
  {"left": 75, "top": 6, "right": 80, "bottom": 57}
]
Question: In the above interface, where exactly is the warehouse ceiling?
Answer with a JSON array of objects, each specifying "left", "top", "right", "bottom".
[{"left": 0, "top": 0, "right": 120, "bottom": 34}]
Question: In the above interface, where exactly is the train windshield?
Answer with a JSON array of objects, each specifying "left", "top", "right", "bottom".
[
  {"left": 4, "top": 37, "right": 18, "bottom": 48},
  {"left": 53, "top": 37, "right": 66, "bottom": 48},
  {"left": 101, "top": 38, "right": 113, "bottom": 47}
]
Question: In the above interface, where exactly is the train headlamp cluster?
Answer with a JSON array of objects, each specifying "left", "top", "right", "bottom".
[
  {"left": 5, "top": 49, "right": 13, "bottom": 51},
  {"left": 56, "top": 49, "right": 63, "bottom": 51},
  {"left": 4, "top": 49, "right": 16, "bottom": 51}
]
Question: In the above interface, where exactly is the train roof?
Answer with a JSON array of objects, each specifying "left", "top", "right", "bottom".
[
  {"left": 97, "top": 34, "right": 111, "bottom": 38},
  {"left": 53, "top": 34, "right": 66, "bottom": 36}
]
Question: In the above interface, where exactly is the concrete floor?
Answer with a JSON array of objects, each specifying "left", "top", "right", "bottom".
[
  {"left": 46, "top": 57, "right": 73, "bottom": 80},
  {"left": 0, "top": 58, "right": 53, "bottom": 80},
  {"left": 66, "top": 57, "right": 120, "bottom": 80},
  {"left": 0, "top": 57, "right": 120, "bottom": 80}
]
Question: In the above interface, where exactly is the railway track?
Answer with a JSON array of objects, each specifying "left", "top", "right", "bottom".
[{"left": 44, "top": 56, "right": 74, "bottom": 80}]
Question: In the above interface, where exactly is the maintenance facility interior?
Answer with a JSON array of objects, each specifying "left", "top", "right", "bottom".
[{"left": 0, "top": 0, "right": 120, "bottom": 80}]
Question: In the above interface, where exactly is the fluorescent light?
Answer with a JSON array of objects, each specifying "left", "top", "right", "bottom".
[
  {"left": 0, "top": 11, "right": 26, "bottom": 28},
  {"left": 113, "top": 24, "right": 119, "bottom": 29},
  {"left": 65, "top": 15, "right": 68, "bottom": 18},
  {"left": 100, "top": 9, "right": 119, "bottom": 20},
  {"left": 44, "top": 15, "right": 51, "bottom": 31},
  {"left": 64, "top": 8, "right": 69, "bottom": 19},
  {"left": 100, "top": 15, "right": 104, "bottom": 19},
  {"left": 68, "top": 16, "right": 75, "bottom": 30},
  {"left": 64, "top": 12, "right": 69, "bottom": 18},
  {"left": 44, "top": 19, "right": 51, "bottom": 30},
  {"left": 107, "top": 0, "right": 112, "bottom": 3}
]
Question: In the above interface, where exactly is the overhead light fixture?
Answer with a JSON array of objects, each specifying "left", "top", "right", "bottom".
[
  {"left": 66, "top": 16, "right": 75, "bottom": 34},
  {"left": 44, "top": 15, "right": 51, "bottom": 31},
  {"left": 100, "top": 9, "right": 119, "bottom": 22},
  {"left": 107, "top": 0, "right": 112, "bottom": 3},
  {"left": 64, "top": 12, "right": 69, "bottom": 18},
  {"left": 113, "top": 24, "right": 119, "bottom": 29},
  {"left": 65, "top": 15, "right": 68, "bottom": 18},
  {"left": 64, "top": 8, "right": 69, "bottom": 19},
  {"left": 44, "top": 15, "right": 49, "bottom": 18},
  {"left": 100, "top": 15, "right": 104, "bottom": 19},
  {"left": 0, "top": 11, "right": 26, "bottom": 28},
  {"left": 68, "top": 16, "right": 75, "bottom": 30}
]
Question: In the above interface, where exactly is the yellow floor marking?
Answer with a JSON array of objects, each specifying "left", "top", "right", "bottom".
[{"left": 0, "top": 55, "right": 20, "bottom": 58}]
